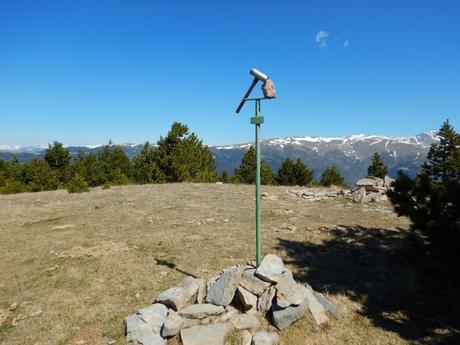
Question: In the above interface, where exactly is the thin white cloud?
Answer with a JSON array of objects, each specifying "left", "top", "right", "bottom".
[
  {"left": 315, "top": 31, "right": 329, "bottom": 48},
  {"left": 343, "top": 40, "right": 350, "bottom": 48}
]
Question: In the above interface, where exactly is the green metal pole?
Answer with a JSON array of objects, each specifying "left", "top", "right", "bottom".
[{"left": 255, "top": 99, "right": 262, "bottom": 266}]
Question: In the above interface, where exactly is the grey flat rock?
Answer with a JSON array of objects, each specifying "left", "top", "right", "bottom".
[
  {"left": 179, "top": 303, "right": 225, "bottom": 319},
  {"left": 161, "top": 311, "right": 186, "bottom": 338},
  {"left": 251, "top": 331, "right": 280, "bottom": 345},
  {"left": 235, "top": 286, "right": 257, "bottom": 311},
  {"left": 216, "top": 305, "right": 238, "bottom": 322},
  {"left": 257, "top": 286, "right": 276, "bottom": 312},
  {"left": 271, "top": 298, "right": 308, "bottom": 330},
  {"left": 239, "top": 269, "right": 271, "bottom": 296},
  {"left": 196, "top": 278, "right": 207, "bottom": 304},
  {"left": 255, "top": 254, "right": 286, "bottom": 283},
  {"left": 180, "top": 323, "right": 231, "bottom": 345},
  {"left": 125, "top": 313, "right": 144, "bottom": 342},
  {"left": 275, "top": 271, "right": 309, "bottom": 308},
  {"left": 305, "top": 285, "right": 329, "bottom": 325},
  {"left": 314, "top": 291, "right": 339, "bottom": 318},
  {"left": 129, "top": 327, "right": 166, "bottom": 345},
  {"left": 155, "top": 276, "right": 200, "bottom": 311},
  {"left": 137, "top": 303, "right": 169, "bottom": 334},
  {"left": 125, "top": 313, "right": 166, "bottom": 345},
  {"left": 352, "top": 187, "right": 367, "bottom": 203},
  {"left": 206, "top": 267, "right": 243, "bottom": 306},
  {"left": 356, "top": 177, "right": 384, "bottom": 187},
  {"left": 229, "top": 313, "right": 261, "bottom": 330},
  {"left": 206, "top": 274, "right": 220, "bottom": 292}
]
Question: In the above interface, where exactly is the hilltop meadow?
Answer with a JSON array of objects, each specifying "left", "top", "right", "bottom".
[{"left": 1, "top": 183, "right": 458, "bottom": 345}]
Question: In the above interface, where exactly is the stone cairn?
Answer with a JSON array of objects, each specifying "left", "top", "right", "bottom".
[
  {"left": 289, "top": 175, "right": 395, "bottom": 204},
  {"left": 351, "top": 176, "right": 394, "bottom": 203},
  {"left": 124, "top": 254, "right": 338, "bottom": 345}
]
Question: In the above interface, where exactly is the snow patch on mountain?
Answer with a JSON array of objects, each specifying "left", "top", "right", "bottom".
[{"left": 0, "top": 132, "right": 438, "bottom": 153}]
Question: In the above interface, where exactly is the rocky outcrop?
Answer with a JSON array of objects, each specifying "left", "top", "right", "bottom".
[
  {"left": 289, "top": 189, "right": 341, "bottom": 201},
  {"left": 352, "top": 176, "right": 394, "bottom": 203},
  {"left": 124, "top": 254, "right": 339, "bottom": 345}
]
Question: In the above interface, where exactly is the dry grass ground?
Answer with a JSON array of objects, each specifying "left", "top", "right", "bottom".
[{"left": 0, "top": 183, "right": 458, "bottom": 345}]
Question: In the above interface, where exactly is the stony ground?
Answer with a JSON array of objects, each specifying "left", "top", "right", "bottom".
[{"left": 0, "top": 183, "right": 456, "bottom": 345}]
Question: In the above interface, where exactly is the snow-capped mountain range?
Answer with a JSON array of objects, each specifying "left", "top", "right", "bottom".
[{"left": 0, "top": 131, "right": 438, "bottom": 183}]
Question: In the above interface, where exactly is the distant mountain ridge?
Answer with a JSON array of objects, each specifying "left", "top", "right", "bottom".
[{"left": 0, "top": 131, "right": 438, "bottom": 184}]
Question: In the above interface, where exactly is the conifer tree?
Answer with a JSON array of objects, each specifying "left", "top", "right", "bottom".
[
  {"left": 293, "top": 158, "right": 314, "bottom": 186},
  {"left": 277, "top": 158, "right": 295, "bottom": 185},
  {"left": 84, "top": 152, "right": 105, "bottom": 186},
  {"left": 0, "top": 178, "right": 26, "bottom": 194},
  {"left": 155, "top": 122, "right": 217, "bottom": 182},
  {"left": 23, "top": 158, "right": 59, "bottom": 191},
  {"left": 7, "top": 156, "right": 23, "bottom": 182},
  {"left": 45, "top": 141, "right": 71, "bottom": 183},
  {"left": 261, "top": 162, "right": 276, "bottom": 185},
  {"left": 320, "top": 165, "right": 345, "bottom": 187},
  {"left": 220, "top": 169, "right": 229, "bottom": 183},
  {"left": 368, "top": 152, "right": 388, "bottom": 178},
  {"left": 388, "top": 120, "right": 460, "bottom": 259},
  {"left": 70, "top": 151, "right": 88, "bottom": 179},
  {"left": 67, "top": 173, "right": 90, "bottom": 193},
  {"left": 0, "top": 159, "right": 7, "bottom": 187},
  {"left": 233, "top": 146, "right": 276, "bottom": 185},
  {"left": 0, "top": 157, "right": 26, "bottom": 193},
  {"left": 133, "top": 142, "right": 165, "bottom": 183},
  {"left": 96, "top": 142, "right": 132, "bottom": 184}
]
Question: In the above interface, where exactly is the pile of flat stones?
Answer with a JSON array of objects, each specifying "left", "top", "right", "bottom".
[
  {"left": 351, "top": 176, "right": 394, "bottom": 203},
  {"left": 124, "top": 254, "right": 338, "bottom": 345},
  {"left": 289, "top": 189, "right": 342, "bottom": 201}
]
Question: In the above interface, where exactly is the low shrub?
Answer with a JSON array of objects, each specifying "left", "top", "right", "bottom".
[{"left": 67, "top": 174, "right": 90, "bottom": 193}]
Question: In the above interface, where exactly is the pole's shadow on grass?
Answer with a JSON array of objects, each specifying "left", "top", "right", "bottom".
[
  {"left": 276, "top": 225, "right": 460, "bottom": 345},
  {"left": 154, "top": 258, "right": 199, "bottom": 279}
]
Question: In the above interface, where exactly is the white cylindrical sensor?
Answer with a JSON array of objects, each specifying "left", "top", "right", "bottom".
[{"left": 250, "top": 68, "right": 269, "bottom": 82}]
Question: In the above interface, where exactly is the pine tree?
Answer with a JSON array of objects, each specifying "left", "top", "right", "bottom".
[
  {"left": 233, "top": 147, "right": 257, "bottom": 184},
  {"left": 133, "top": 142, "right": 165, "bottom": 183},
  {"left": 7, "top": 156, "right": 23, "bottom": 182},
  {"left": 68, "top": 151, "right": 87, "bottom": 182},
  {"left": 0, "top": 157, "right": 26, "bottom": 193},
  {"left": 84, "top": 152, "right": 105, "bottom": 186},
  {"left": 261, "top": 162, "right": 276, "bottom": 185},
  {"left": 368, "top": 152, "right": 388, "bottom": 178},
  {"left": 320, "top": 165, "right": 345, "bottom": 187},
  {"left": 45, "top": 141, "right": 71, "bottom": 183},
  {"left": 293, "top": 158, "right": 314, "bottom": 186},
  {"left": 0, "top": 159, "right": 7, "bottom": 187},
  {"left": 96, "top": 142, "right": 132, "bottom": 185},
  {"left": 220, "top": 169, "right": 229, "bottom": 183},
  {"left": 155, "top": 122, "right": 217, "bottom": 182},
  {"left": 233, "top": 146, "right": 276, "bottom": 185},
  {"left": 23, "top": 158, "right": 59, "bottom": 192},
  {"left": 277, "top": 158, "right": 295, "bottom": 185},
  {"left": 67, "top": 174, "right": 90, "bottom": 193},
  {"left": 109, "top": 147, "right": 132, "bottom": 182},
  {"left": 0, "top": 179, "right": 26, "bottom": 194},
  {"left": 388, "top": 120, "right": 460, "bottom": 259}
]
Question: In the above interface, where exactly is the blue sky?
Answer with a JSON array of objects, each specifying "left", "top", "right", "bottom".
[{"left": 1, "top": 0, "right": 459, "bottom": 146}]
